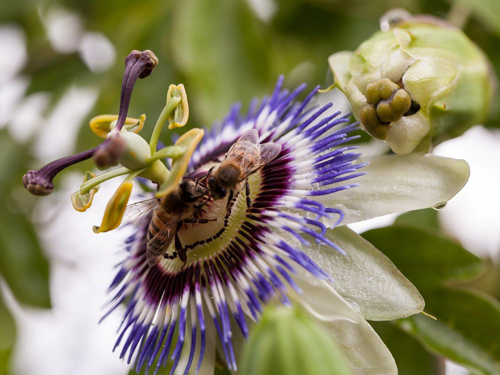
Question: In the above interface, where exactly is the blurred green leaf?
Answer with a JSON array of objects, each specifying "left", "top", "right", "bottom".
[
  {"left": 0, "top": 290, "right": 16, "bottom": 375},
  {"left": 363, "top": 225, "right": 500, "bottom": 374},
  {"left": 362, "top": 225, "right": 484, "bottom": 293},
  {"left": 458, "top": 0, "right": 500, "bottom": 35},
  {"left": 0, "top": 132, "right": 51, "bottom": 308},
  {"left": 394, "top": 209, "right": 440, "bottom": 232},
  {"left": 0, "top": 290, "right": 16, "bottom": 351},
  {"left": 0, "top": 204, "right": 51, "bottom": 309},
  {"left": 371, "top": 321, "right": 440, "bottom": 375},
  {"left": 171, "top": 0, "right": 271, "bottom": 124},
  {"left": 398, "top": 287, "right": 500, "bottom": 374}
]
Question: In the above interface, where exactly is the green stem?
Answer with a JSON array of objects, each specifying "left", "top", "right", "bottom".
[
  {"left": 149, "top": 97, "right": 181, "bottom": 154},
  {"left": 80, "top": 167, "right": 131, "bottom": 194},
  {"left": 139, "top": 160, "right": 170, "bottom": 185},
  {"left": 148, "top": 146, "right": 185, "bottom": 164},
  {"left": 125, "top": 168, "right": 146, "bottom": 181}
]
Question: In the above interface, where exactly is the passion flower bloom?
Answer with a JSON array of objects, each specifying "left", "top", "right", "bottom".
[
  {"left": 101, "top": 77, "right": 470, "bottom": 375},
  {"left": 23, "top": 49, "right": 469, "bottom": 374},
  {"left": 329, "top": 9, "right": 496, "bottom": 155}
]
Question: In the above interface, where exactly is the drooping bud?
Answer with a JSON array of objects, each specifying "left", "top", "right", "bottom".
[
  {"left": 240, "top": 305, "right": 351, "bottom": 375},
  {"left": 90, "top": 114, "right": 145, "bottom": 138},
  {"left": 166, "top": 84, "right": 189, "bottom": 129},
  {"left": 71, "top": 171, "right": 100, "bottom": 212},
  {"left": 93, "top": 181, "right": 133, "bottom": 233},
  {"left": 329, "top": 10, "right": 496, "bottom": 154}
]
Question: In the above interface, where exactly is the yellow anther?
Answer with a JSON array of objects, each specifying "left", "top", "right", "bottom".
[
  {"left": 90, "top": 114, "right": 146, "bottom": 138},
  {"left": 93, "top": 181, "right": 133, "bottom": 233},
  {"left": 166, "top": 84, "right": 189, "bottom": 129},
  {"left": 71, "top": 171, "right": 100, "bottom": 212}
]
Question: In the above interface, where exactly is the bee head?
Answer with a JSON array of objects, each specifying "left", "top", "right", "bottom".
[
  {"left": 208, "top": 176, "right": 226, "bottom": 200},
  {"left": 180, "top": 179, "right": 209, "bottom": 203}
]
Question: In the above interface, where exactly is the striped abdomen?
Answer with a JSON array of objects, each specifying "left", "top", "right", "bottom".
[{"left": 146, "top": 207, "right": 175, "bottom": 257}]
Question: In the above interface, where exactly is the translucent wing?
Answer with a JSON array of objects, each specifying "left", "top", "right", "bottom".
[
  {"left": 222, "top": 133, "right": 282, "bottom": 179},
  {"left": 124, "top": 197, "right": 160, "bottom": 226},
  {"left": 222, "top": 130, "right": 262, "bottom": 176},
  {"left": 258, "top": 142, "right": 282, "bottom": 164},
  {"left": 146, "top": 213, "right": 180, "bottom": 267}
]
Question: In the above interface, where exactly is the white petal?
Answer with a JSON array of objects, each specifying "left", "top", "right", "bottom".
[
  {"left": 317, "top": 154, "right": 470, "bottom": 225},
  {"left": 304, "top": 226, "right": 424, "bottom": 320},
  {"left": 294, "top": 269, "right": 397, "bottom": 375}
]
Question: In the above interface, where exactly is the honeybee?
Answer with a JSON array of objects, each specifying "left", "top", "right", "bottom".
[
  {"left": 126, "top": 179, "right": 213, "bottom": 267},
  {"left": 205, "top": 129, "right": 282, "bottom": 209}
]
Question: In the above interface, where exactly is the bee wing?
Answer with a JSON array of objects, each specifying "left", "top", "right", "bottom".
[
  {"left": 222, "top": 131, "right": 260, "bottom": 172},
  {"left": 236, "top": 129, "right": 259, "bottom": 144},
  {"left": 259, "top": 142, "right": 282, "bottom": 163},
  {"left": 146, "top": 214, "right": 180, "bottom": 267},
  {"left": 124, "top": 198, "right": 160, "bottom": 226}
]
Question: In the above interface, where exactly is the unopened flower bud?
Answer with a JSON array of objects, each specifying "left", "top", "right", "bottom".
[
  {"left": 240, "top": 305, "right": 351, "bottom": 375},
  {"left": 329, "top": 10, "right": 496, "bottom": 154}
]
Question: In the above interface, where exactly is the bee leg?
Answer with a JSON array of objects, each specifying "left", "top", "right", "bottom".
[
  {"left": 175, "top": 221, "right": 186, "bottom": 263},
  {"left": 184, "top": 218, "right": 217, "bottom": 224},
  {"left": 245, "top": 181, "right": 252, "bottom": 209},
  {"left": 194, "top": 195, "right": 211, "bottom": 209},
  {"left": 226, "top": 189, "right": 234, "bottom": 213}
]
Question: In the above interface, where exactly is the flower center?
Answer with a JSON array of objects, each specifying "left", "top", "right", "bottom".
[{"left": 159, "top": 168, "right": 263, "bottom": 272}]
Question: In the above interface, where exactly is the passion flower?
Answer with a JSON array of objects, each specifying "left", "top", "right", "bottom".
[
  {"left": 102, "top": 77, "right": 469, "bottom": 375},
  {"left": 24, "top": 50, "right": 471, "bottom": 375}
]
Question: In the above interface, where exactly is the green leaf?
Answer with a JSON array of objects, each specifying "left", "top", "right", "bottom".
[
  {"left": 303, "top": 226, "right": 424, "bottom": 321},
  {"left": 370, "top": 321, "right": 439, "bottom": 375},
  {"left": 363, "top": 225, "right": 500, "bottom": 374},
  {"left": 0, "top": 208, "right": 51, "bottom": 309},
  {"left": 171, "top": 0, "right": 270, "bottom": 123},
  {"left": 458, "top": 0, "right": 500, "bottom": 35},
  {"left": 398, "top": 287, "right": 500, "bottom": 374},
  {"left": 394, "top": 209, "right": 440, "bottom": 232},
  {"left": 0, "top": 290, "right": 16, "bottom": 351},
  {"left": 362, "top": 225, "right": 484, "bottom": 292}
]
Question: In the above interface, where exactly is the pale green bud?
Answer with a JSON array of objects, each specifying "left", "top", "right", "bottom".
[
  {"left": 240, "top": 306, "right": 351, "bottom": 375},
  {"left": 115, "top": 131, "right": 152, "bottom": 170},
  {"left": 329, "top": 10, "right": 496, "bottom": 154}
]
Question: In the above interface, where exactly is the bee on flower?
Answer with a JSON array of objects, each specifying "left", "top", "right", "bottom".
[{"left": 24, "top": 49, "right": 470, "bottom": 375}]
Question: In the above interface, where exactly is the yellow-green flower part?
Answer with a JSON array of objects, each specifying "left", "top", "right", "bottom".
[{"left": 329, "top": 12, "right": 496, "bottom": 154}]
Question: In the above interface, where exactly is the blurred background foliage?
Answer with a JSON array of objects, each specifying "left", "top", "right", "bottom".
[{"left": 0, "top": 0, "right": 499, "bottom": 374}]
